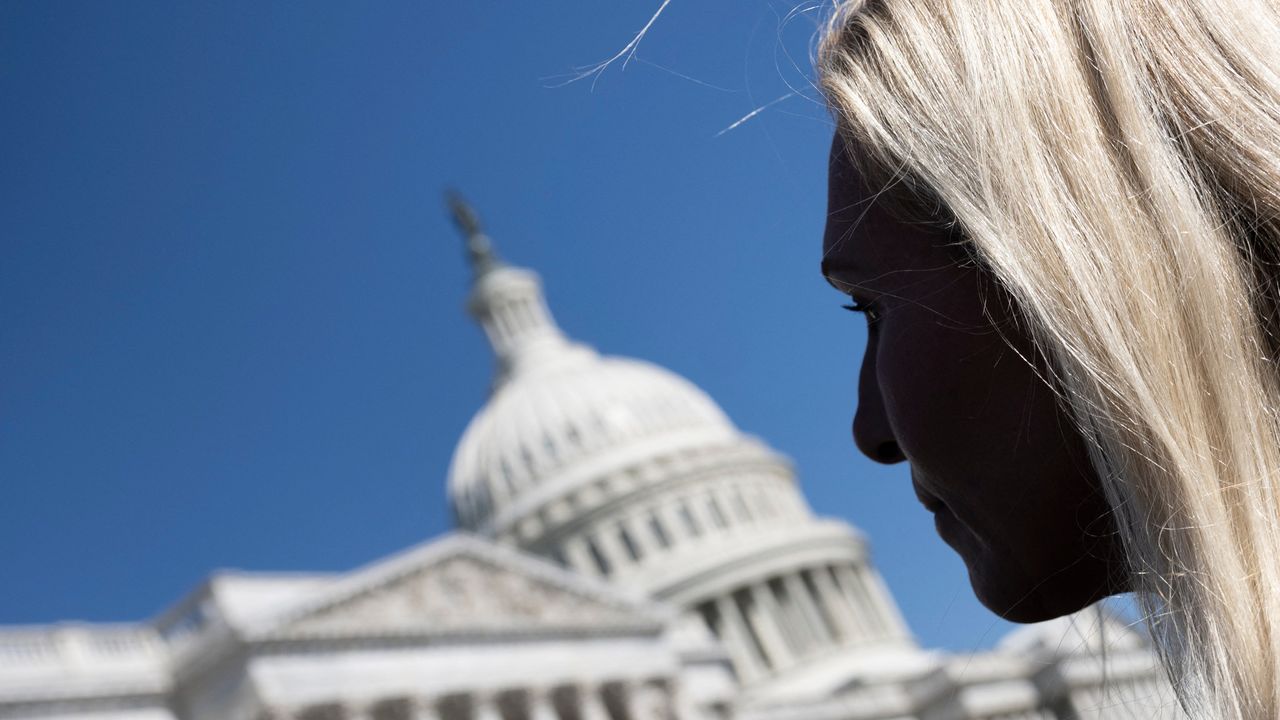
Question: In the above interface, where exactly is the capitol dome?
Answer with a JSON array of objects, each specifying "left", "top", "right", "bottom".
[{"left": 449, "top": 348, "right": 741, "bottom": 531}]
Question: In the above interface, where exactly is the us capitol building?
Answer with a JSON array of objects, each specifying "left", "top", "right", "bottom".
[{"left": 1, "top": 199, "right": 1181, "bottom": 720}]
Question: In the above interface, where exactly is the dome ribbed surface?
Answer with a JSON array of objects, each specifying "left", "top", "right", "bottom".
[{"left": 447, "top": 351, "right": 736, "bottom": 530}]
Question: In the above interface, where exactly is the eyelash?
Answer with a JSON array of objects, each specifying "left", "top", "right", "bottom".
[{"left": 842, "top": 300, "right": 880, "bottom": 324}]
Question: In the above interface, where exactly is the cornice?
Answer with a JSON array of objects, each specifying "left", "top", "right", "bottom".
[
  {"left": 648, "top": 520, "right": 870, "bottom": 605},
  {"left": 250, "top": 621, "right": 665, "bottom": 651},
  {"left": 483, "top": 428, "right": 753, "bottom": 536},
  {"left": 497, "top": 438, "right": 796, "bottom": 546}
]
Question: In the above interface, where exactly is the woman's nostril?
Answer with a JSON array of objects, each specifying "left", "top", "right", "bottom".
[{"left": 875, "top": 441, "right": 905, "bottom": 464}]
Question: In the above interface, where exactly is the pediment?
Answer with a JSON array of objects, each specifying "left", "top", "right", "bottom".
[{"left": 254, "top": 534, "right": 660, "bottom": 640}]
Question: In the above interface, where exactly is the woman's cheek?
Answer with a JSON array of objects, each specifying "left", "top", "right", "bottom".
[
  {"left": 875, "top": 304, "right": 1012, "bottom": 483},
  {"left": 873, "top": 312, "right": 965, "bottom": 473}
]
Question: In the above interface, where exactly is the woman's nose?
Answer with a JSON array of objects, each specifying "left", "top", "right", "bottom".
[{"left": 852, "top": 349, "right": 907, "bottom": 464}]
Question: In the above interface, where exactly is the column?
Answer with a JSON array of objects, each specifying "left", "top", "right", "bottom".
[
  {"left": 685, "top": 496, "right": 715, "bottom": 537},
  {"left": 762, "top": 578, "right": 808, "bottom": 656},
  {"left": 297, "top": 703, "right": 344, "bottom": 720},
  {"left": 435, "top": 694, "right": 472, "bottom": 720},
  {"left": 704, "top": 487, "right": 730, "bottom": 531},
  {"left": 860, "top": 565, "right": 912, "bottom": 640},
  {"left": 746, "top": 583, "right": 795, "bottom": 668},
  {"left": 527, "top": 688, "right": 559, "bottom": 720},
  {"left": 594, "top": 527, "right": 630, "bottom": 572},
  {"left": 785, "top": 572, "right": 833, "bottom": 650},
  {"left": 370, "top": 697, "right": 437, "bottom": 720},
  {"left": 811, "top": 565, "right": 863, "bottom": 643},
  {"left": 256, "top": 708, "right": 294, "bottom": 720},
  {"left": 473, "top": 693, "right": 503, "bottom": 720},
  {"left": 579, "top": 683, "right": 611, "bottom": 720},
  {"left": 714, "top": 594, "right": 765, "bottom": 681},
  {"left": 837, "top": 565, "right": 885, "bottom": 641},
  {"left": 624, "top": 512, "right": 658, "bottom": 556},
  {"left": 765, "top": 578, "right": 813, "bottom": 657},
  {"left": 412, "top": 697, "right": 441, "bottom": 720},
  {"left": 783, "top": 577, "right": 822, "bottom": 653},
  {"left": 628, "top": 679, "right": 673, "bottom": 720},
  {"left": 563, "top": 536, "right": 598, "bottom": 577},
  {"left": 661, "top": 501, "right": 691, "bottom": 544},
  {"left": 643, "top": 506, "right": 673, "bottom": 551}
]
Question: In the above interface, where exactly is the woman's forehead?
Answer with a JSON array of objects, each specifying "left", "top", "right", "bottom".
[
  {"left": 825, "top": 133, "right": 877, "bottom": 258},
  {"left": 824, "top": 132, "right": 966, "bottom": 280}
]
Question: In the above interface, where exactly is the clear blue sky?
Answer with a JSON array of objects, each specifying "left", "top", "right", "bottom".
[{"left": 0, "top": 1, "right": 1019, "bottom": 650}]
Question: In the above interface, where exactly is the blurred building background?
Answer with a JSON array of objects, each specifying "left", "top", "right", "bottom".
[
  {"left": 0, "top": 202, "right": 1180, "bottom": 720},
  {"left": 0, "top": 0, "right": 1110, "bottom": 655}
]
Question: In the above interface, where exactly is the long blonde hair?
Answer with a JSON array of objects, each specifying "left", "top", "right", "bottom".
[{"left": 816, "top": 0, "right": 1280, "bottom": 716}]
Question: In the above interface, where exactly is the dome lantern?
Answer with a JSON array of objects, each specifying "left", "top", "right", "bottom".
[{"left": 446, "top": 191, "right": 578, "bottom": 388}]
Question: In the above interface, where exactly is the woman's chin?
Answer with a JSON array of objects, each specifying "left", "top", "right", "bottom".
[
  {"left": 938, "top": 509, "right": 1129, "bottom": 623},
  {"left": 966, "top": 554, "right": 1125, "bottom": 623}
]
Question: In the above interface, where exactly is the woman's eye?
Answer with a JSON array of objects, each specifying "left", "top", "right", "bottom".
[{"left": 842, "top": 300, "right": 880, "bottom": 324}]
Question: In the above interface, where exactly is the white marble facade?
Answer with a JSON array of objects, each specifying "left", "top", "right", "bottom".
[{"left": 0, "top": 212, "right": 1181, "bottom": 719}]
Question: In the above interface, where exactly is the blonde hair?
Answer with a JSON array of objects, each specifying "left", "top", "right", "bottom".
[{"left": 816, "top": 0, "right": 1280, "bottom": 716}]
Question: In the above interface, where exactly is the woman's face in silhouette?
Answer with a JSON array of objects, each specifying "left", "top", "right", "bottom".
[{"left": 821, "top": 133, "right": 1125, "bottom": 622}]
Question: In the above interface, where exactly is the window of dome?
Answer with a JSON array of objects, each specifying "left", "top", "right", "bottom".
[
  {"left": 565, "top": 423, "right": 581, "bottom": 446},
  {"left": 753, "top": 488, "right": 775, "bottom": 519},
  {"left": 499, "top": 460, "right": 516, "bottom": 493},
  {"left": 733, "top": 489, "right": 754, "bottom": 523},
  {"left": 618, "top": 525, "right": 642, "bottom": 562},
  {"left": 648, "top": 512, "right": 671, "bottom": 549},
  {"left": 520, "top": 446, "right": 535, "bottom": 476},
  {"left": 548, "top": 546, "right": 568, "bottom": 567},
  {"left": 707, "top": 496, "right": 729, "bottom": 529},
  {"left": 542, "top": 435, "right": 557, "bottom": 462},
  {"left": 473, "top": 481, "right": 492, "bottom": 522},
  {"left": 585, "top": 536, "right": 611, "bottom": 576},
  {"left": 698, "top": 601, "right": 722, "bottom": 641},
  {"left": 678, "top": 501, "right": 701, "bottom": 537}
]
